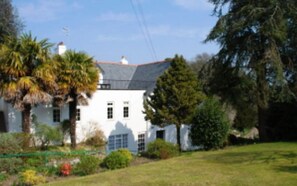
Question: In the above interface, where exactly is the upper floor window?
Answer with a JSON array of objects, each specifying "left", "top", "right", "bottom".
[
  {"left": 76, "top": 108, "right": 81, "bottom": 121},
  {"left": 107, "top": 102, "right": 114, "bottom": 119},
  {"left": 123, "top": 101, "right": 129, "bottom": 118},
  {"left": 53, "top": 109, "right": 60, "bottom": 122}
]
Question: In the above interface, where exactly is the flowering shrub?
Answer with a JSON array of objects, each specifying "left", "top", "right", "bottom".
[
  {"left": 18, "top": 169, "right": 46, "bottom": 185},
  {"left": 60, "top": 163, "right": 72, "bottom": 176}
]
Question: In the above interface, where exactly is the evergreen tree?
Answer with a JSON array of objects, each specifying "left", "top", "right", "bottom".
[
  {"left": 144, "top": 55, "right": 205, "bottom": 151},
  {"left": 206, "top": 0, "right": 297, "bottom": 141},
  {"left": 0, "top": 0, "right": 23, "bottom": 43}
]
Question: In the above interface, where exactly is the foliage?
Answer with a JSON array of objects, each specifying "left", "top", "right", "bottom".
[
  {"left": 0, "top": 33, "right": 56, "bottom": 137},
  {"left": 18, "top": 169, "right": 46, "bottom": 186},
  {"left": 60, "top": 119, "right": 70, "bottom": 146},
  {"left": 33, "top": 117, "right": 63, "bottom": 150},
  {"left": 60, "top": 163, "right": 72, "bottom": 176},
  {"left": 0, "top": 0, "right": 23, "bottom": 43},
  {"left": 24, "top": 157, "right": 44, "bottom": 168},
  {"left": 85, "top": 128, "right": 106, "bottom": 148},
  {"left": 205, "top": 0, "right": 297, "bottom": 141},
  {"left": 0, "top": 132, "right": 22, "bottom": 154},
  {"left": 190, "top": 97, "right": 230, "bottom": 150},
  {"left": 11, "top": 132, "right": 33, "bottom": 150},
  {"left": 144, "top": 55, "right": 205, "bottom": 151},
  {"left": 146, "top": 139, "right": 179, "bottom": 159},
  {"left": 74, "top": 155, "right": 101, "bottom": 176},
  {"left": 103, "top": 151, "right": 129, "bottom": 170},
  {"left": 54, "top": 50, "right": 99, "bottom": 149},
  {"left": 117, "top": 148, "right": 133, "bottom": 162},
  {"left": 0, "top": 172, "right": 7, "bottom": 182},
  {"left": 0, "top": 157, "right": 23, "bottom": 174}
]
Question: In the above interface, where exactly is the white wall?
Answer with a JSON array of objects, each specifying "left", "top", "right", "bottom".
[
  {"left": 0, "top": 90, "right": 195, "bottom": 151},
  {"left": 76, "top": 90, "right": 148, "bottom": 153}
]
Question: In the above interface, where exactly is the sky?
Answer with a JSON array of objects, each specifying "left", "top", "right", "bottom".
[{"left": 13, "top": 0, "right": 219, "bottom": 64}]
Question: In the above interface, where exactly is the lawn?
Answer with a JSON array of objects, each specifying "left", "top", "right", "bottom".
[{"left": 44, "top": 142, "right": 297, "bottom": 186}]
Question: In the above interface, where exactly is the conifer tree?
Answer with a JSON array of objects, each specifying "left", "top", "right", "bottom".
[
  {"left": 144, "top": 55, "right": 205, "bottom": 151},
  {"left": 206, "top": 0, "right": 297, "bottom": 141}
]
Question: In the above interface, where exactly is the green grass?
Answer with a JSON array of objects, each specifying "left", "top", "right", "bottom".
[{"left": 44, "top": 142, "right": 297, "bottom": 186}]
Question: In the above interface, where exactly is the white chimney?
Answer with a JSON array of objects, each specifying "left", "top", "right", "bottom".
[
  {"left": 120, "top": 56, "right": 128, "bottom": 64},
  {"left": 56, "top": 41, "right": 67, "bottom": 55}
]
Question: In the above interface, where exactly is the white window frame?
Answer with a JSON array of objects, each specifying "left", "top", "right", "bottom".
[
  {"left": 76, "top": 108, "right": 81, "bottom": 121},
  {"left": 107, "top": 102, "right": 114, "bottom": 119},
  {"left": 108, "top": 133, "right": 128, "bottom": 150},
  {"left": 123, "top": 101, "right": 129, "bottom": 119},
  {"left": 138, "top": 133, "right": 145, "bottom": 152}
]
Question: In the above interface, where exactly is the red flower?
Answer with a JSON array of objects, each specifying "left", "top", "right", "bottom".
[{"left": 60, "top": 163, "right": 72, "bottom": 176}]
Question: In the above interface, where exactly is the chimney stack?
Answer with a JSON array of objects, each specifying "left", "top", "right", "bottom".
[
  {"left": 56, "top": 41, "right": 66, "bottom": 55},
  {"left": 120, "top": 56, "right": 128, "bottom": 64}
]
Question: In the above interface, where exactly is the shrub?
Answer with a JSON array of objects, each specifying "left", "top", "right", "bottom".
[
  {"left": 0, "top": 172, "right": 7, "bottom": 183},
  {"left": 146, "top": 139, "right": 179, "bottom": 159},
  {"left": 60, "top": 119, "right": 70, "bottom": 146},
  {"left": 85, "top": 128, "right": 106, "bottom": 148},
  {"left": 34, "top": 123, "right": 63, "bottom": 150},
  {"left": 117, "top": 148, "right": 133, "bottom": 162},
  {"left": 25, "top": 157, "right": 44, "bottom": 168},
  {"left": 18, "top": 169, "right": 46, "bottom": 186},
  {"left": 0, "top": 158, "right": 24, "bottom": 174},
  {"left": 74, "top": 155, "right": 101, "bottom": 176},
  {"left": 59, "top": 163, "right": 72, "bottom": 176},
  {"left": 0, "top": 133, "right": 22, "bottom": 154},
  {"left": 190, "top": 97, "right": 230, "bottom": 150},
  {"left": 103, "top": 151, "right": 129, "bottom": 170}
]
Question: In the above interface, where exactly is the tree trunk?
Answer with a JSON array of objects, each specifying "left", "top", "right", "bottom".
[
  {"left": 22, "top": 104, "right": 31, "bottom": 133},
  {"left": 22, "top": 104, "right": 31, "bottom": 148},
  {"left": 256, "top": 63, "right": 270, "bottom": 141},
  {"left": 69, "top": 91, "right": 77, "bottom": 149},
  {"left": 176, "top": 124, "right": 181, "bottom": 152}
]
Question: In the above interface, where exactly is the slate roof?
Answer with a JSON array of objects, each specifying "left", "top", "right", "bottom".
[{"left": 96, "top": 61, "right": 171, "bottom": 92}]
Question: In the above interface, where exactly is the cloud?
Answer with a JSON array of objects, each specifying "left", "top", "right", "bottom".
[
  {"left": 97, "top": 12, "right": 134, "bottom": 22},
  {"left": 18, "top": 0, "right": 81, "bottom": 23},
  {"left": 173, "top": 0, "right": 212, "bottom": 11}
]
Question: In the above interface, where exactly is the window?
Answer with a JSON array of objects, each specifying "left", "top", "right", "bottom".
[
  {"left": 53, "top": 109, "right": 60, "bottom": 122},
  {"left": 123, "top": 101, "right": 129, "bottom": 118},
  {"left": 76, "top": 109, "right": 80, "bottom": 121},
  {"left": 108, "top": 134, "right": 128, "bottom": 150},
  {"left": 138, "top": 133, "right": 145, "bottom": 152},
  {"left": 156, "top": 130, "right": 165, "bottom": 140},
  {"left": 107, "top": 102, "right": 114, "bottom": 119}
]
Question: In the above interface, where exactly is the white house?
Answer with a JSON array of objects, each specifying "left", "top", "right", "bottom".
[{"left": 0, "top": 46, "right": 194, "bottom": 153}]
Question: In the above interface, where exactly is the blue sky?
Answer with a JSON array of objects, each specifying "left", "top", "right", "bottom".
[{"left": 13, "top": 0, "right": 219, "bottom": 64}]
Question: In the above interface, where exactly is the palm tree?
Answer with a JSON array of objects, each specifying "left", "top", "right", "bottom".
[
  {"left": 55, "top": 50, "right": 99, "bottom": 149},
  {"left": 0, "top": 33, "right": 56, "bottom": 136}
]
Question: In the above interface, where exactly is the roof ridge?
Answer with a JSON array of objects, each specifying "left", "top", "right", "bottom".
[
  {"left": 96, "top": 61, "right": 138, "bottom": 66},
  {"left": 137, "top": 60, "right": 168, "bottom": 66},
  {"left": 96, "top": 60, "right": 168, "bottom": 66}
]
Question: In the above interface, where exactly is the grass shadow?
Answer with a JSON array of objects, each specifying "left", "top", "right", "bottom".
[
  {"left": 275, "top": 165, "right": 297, "bottom": 173},
  {"left": 203, "top": 150, "right": 297, "bottom": 165}
]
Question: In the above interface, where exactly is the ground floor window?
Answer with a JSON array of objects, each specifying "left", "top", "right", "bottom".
[
  {"left": 138, "top": 133, "right": 145, "bottom": 152},
  {"left": 156, "top": 130, "right": 165, "bottom": 140},
  {"left": 53, "top": 109, "right": 60, "bottom": 122},
  {"left": 108, "top": 133, "right": 128, "bottom": 150}
]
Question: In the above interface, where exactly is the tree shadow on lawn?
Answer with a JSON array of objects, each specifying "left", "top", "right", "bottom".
[
  {"left": 275, "top": 165, "right": 297, "bottom": 173},
  {"left": 203, "top": 150, "right": 296, "bottom": 173}
]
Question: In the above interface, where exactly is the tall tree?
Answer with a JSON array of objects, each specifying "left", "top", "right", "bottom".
[
  {"left": 205, "top": 0, "right": 297, "bottom": 141},
  {"left": 55, "top": 50, "right": 99, "bottom": 149},
  {"left": 0, "top": 0, "right": 23, "bottom": 43},
  {"left": 144, "top": 55, "right": 205, "bottom": 151},
  {"left": 0, "top": 33, "right": 56, "bottom": 135}
]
